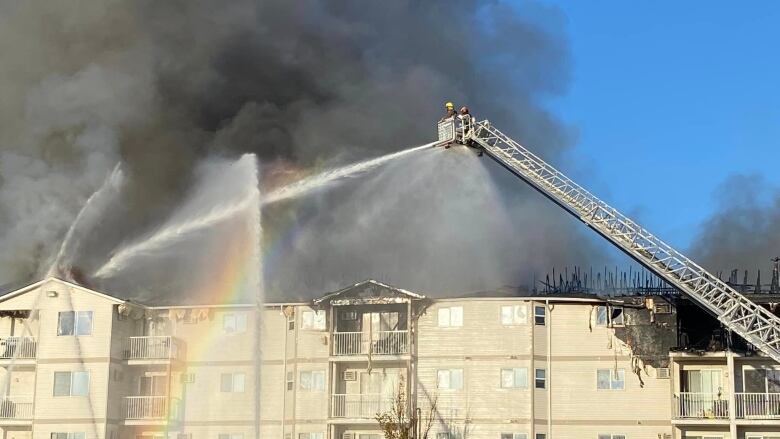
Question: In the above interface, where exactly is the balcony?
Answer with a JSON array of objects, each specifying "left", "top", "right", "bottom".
[
  {"left": 674, "top": 392, "right": 729, "bottom": 419},
  {"left": 331, "top": 394, "right": 392, "bottom": 419},
  {"left": 124, "top": 336, "right": 181, "bottom": 362},
  {"left": 124, "top": 396, "right": 180, "bottom": 423},
  {"left": 0, "top": 337, "right": 36, "bottom": 362},
  {"left": 736, "top": 392, "right": 780, "bottom": 419},
  {"left": 0, "top": 396, "right": 33, "bottom": 424},
  {"left": 332, "top": 331, "right": 408, "bottom": 356}
]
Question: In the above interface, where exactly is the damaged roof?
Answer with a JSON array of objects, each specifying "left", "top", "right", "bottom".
[{"left": 313, "top": 279, "right": 426, "bottom": 305}]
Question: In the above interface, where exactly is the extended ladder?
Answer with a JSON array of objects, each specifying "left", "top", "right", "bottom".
[{"left": 442, "top": 119, "right": 780, "bottom": 363}]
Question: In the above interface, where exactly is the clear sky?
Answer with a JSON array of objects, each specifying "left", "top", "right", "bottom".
[{"left": 531, "top": 1, "right": 780, "bottom": 251}]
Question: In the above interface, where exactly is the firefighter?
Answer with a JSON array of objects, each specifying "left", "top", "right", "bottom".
[
  {"left": 440, "top": 102, "right": 457, "bottom": 122},
  {"left": 458, "top": 106, "right": 482, "bottom": 156}
]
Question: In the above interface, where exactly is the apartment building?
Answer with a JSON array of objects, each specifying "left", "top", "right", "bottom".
[{"left": 0, "top": 277, "right": 779, "bottom": 439}]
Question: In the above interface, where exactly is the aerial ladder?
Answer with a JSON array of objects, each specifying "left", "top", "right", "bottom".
[{"left": 437, "top": 117, "right": 780, "bottom": 363}]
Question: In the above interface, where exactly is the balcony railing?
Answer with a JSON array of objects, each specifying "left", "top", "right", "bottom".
[
  {"left": 0, "top": 337, "right": 36, "bottom": 360},
  {"left": 125, "top": 396, "right": 179, "bottom": 420},
  {"left": 125, "top": 336, "right": 180, "bottom": 360},
  {"left": 331, "top": 394, "right": 392, "bottom": 418},
  {"left": 332, "top": 331, "right": 408, "bottom": 356},
  {"left": 0, "top": 396, "right": 33, "bottom": 420},
  {"left": 736, "top": 392, "right": 780, "bottom": 419},
  {"left": 674, "top": 392, "right": 729, "bottom": 419}
]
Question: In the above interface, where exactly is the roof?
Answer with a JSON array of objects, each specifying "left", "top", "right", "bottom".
[
  {"left": 0, "top": 277, "right": 130, "bottom": 305},
  {"left": 313, "top": 279, "right": 426, "bottom": 305},
  {"left": 453, "top": 285, "right": 602, "bottom": 300}
]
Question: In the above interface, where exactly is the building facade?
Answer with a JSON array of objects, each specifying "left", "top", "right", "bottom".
[{"left": 0, "top": 278, "right": 779, "bottom": 439}]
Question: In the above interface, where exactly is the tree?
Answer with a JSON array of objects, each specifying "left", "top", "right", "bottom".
[{"left": 376, "top": 377, "right": 437, "bottom": 439}]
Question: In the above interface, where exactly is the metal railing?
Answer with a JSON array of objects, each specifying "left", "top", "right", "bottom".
[
  {"left": 124, "top": 396, "right": 179, "bottom": 420},
  {"left": 736, "top": 392, "right": 780, "bottom": 419},
  {"left": 470, "top": 119, "right": 780, "bottom": 363},
  {"left": 674, "top": 392, "right": 729, "bottom": 419},
  {"left": 332, "top": 331, "right": 408, "bottom": 356},
  {"left": 0, "top": 396, "right": 33, "bottom": 420},
  {"left": 124, "top": 336, "right": 179, "bottom": 360},
  {"left": 0, "top": 337, "right": 36, "bottom": 360},
  {"left": 331, "top": 394, "right": 392, "bottom": 418}
]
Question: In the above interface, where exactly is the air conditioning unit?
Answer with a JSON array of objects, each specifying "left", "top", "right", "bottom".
[
  {"left": 653, "top": 302, "right": 672, "bottom": 314},
  {"left": 341, "top": 311, "right": 357, "bottom": 321},
  {"left": 656, "top": 368, "right": 670, "bottom": 379},
  {"left": 181, "top": 372, "right": 196, "bottom": 383},
  {"left": 343, "top": 370, "right": 357, "bottom": 381},
  {"left": 343, "top": 433, "right": 354, "bottom": 439}
]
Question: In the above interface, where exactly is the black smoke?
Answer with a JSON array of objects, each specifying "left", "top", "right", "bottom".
[{"left": 0, "top": 0, "right": 614, "bottom": 300}]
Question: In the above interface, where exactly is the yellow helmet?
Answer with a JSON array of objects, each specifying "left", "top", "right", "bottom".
[{"left": 445, "top": 102, "right": 454, "bottom": 110}]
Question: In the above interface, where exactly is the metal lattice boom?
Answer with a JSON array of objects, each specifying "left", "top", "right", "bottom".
[{"left": 458, "top": 119, "right": 780, "bottom": 362}]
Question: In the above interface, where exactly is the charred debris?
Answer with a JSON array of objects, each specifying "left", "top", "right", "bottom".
[{"left": 533, "top": 264, "right": 780, "bottom": 362}]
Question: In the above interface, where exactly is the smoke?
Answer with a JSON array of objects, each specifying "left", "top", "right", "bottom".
[
  {"left": 0, "top": 0, "right": 611, "bottom": 299},
  {"left": 690, "top": 174, "right": 780, "bottom": 276}
]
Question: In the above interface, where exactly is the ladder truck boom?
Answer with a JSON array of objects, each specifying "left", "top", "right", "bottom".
[{"left": 437, "top": 118, "right": 780, "bottom": 363}]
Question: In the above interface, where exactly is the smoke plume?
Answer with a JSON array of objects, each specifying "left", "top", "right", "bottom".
[
  {"left": 690, "top": 174, "right": 780, "bottom": 277},
  {"left": 0, "top": 0, "right": 611, "bottom": 300}
]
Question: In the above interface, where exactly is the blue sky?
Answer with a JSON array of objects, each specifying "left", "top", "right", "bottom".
[{"left": 531, "top": 1, "right": 780, "bottom": 251}]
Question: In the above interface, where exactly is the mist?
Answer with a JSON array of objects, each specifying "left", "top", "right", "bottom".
[{"left": 0, "top": 0, "right": 614, "bottom": 300}]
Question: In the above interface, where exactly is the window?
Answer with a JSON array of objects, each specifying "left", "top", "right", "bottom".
[
  {"left": 53, "top": 371, "right": 90, "bottom": 396},
  {"left": 220, "top": 372, "right": 245, "bottom": 392},
  {"left": 288, "top": 319, "right": 294, "bottom": 330},
  {"left": 500, "top": 434, "right": 527, "bottom": 439},
  {"left": 534, "top": 368, "right": 546, "bottom": 389},
  {"left": 223, "top": 313, "right": 247, "bottom": 334},
  {"left": 598, "top": 436, "right": 626, "bottom": 439},
  {"left": 51, "top": 434, "right": 85, "bottom": 439},
  {"left": 653, "top": 302, "right": 671, "bottom": 314},
  {"left": 286, "top": 372, "right": 293, "bottom": 391},
  {"left": 437, "top": 369, "right": 463, "bottom": 389},
  {"left": 438, "top": 307, "right": 463, "bottom": 327},
  {"left": 500, "top": 368, "right": 528, "bottom": 388},
  {"left": 743, "top": 366, "right": 780, "bottom": 393},
  {"left": 437, "top": 434, "right": 449, "bottom": 439},
  {"left": 298, "top": 434, "right": 324, "bottom": 439},
  {"left": 57, "top": 311, "right": 93, "bottom": 336},
  {"left": 597, "top": 369, "right": 625, "bottom": 390},
  {"left": 534, "top": 306, "right": 545, "bottom": 325},
  {"left": 301, "top": 310, "right": 326, "bottom": 330},
  {"left": 535, "top": 435, "right": 546, "bottom": 439},
  {"left": 299, "top": 370, "right": 325, "bottom": 391},
  {"left": 218, "top": 435, "right": 243, "bottom": 439},
  {"left": 596, "top": 306, "right": 624, "bottom": 326},
  {"left": 501, "top": 305, "right": 527, "bottom": 325}
]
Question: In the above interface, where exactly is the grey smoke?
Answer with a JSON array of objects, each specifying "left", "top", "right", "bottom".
[
  {"left": 690, "top": 174, "right": 780, "bottom": 278},
  {"left": 0, "top": 0, "right": 614, "bottom": 299}
]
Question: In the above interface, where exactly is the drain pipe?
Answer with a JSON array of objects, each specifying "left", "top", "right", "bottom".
[
  {"left": 281, "top": 306, "right": 289, "bottom": 439},
  {"left": 546, "top": 299, "right": 552, "bottom": 437}
]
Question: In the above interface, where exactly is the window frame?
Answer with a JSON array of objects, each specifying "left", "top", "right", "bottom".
[
  {"left": 219, "top": 372, "right": 246, "bottom": 393},
  {"left": 437, "top": 368, "right": 464, "bottom": 390},
  {"left": 51, "top": 434, "right": 86, "bottom": 439},
  {"left": 596, "top": 368, "right": 625, "bottom": 390},
  {"left": 301, "top": 310, "right": 327, "bottom": 331},
  {"left": 534, "top": 306, "right": 546, "bottom": 326},
  {"left": 500, "top": 367, "right": 528, "bottom": 389},
  {"left": 223, "top": 313, "right": 248, "bottom": 334},
  {"left": 437, "top": 306, "right": 463, "bottom": 328},
  {"left": 299, "top": 370, "right": 325, "bottom": 391},
  {"left": 53, "top": 371, "right": 90, "bottom": 397},
  {"left": 57, "top": 311, "right": 93, "bottom": 336},
  {"left": 500, "top": 305, "right": 528, "bottom": 326},
  {"left": 534, "top": 368, "right": 546, "bottom": 389}
]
